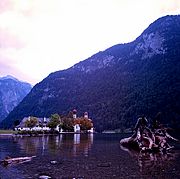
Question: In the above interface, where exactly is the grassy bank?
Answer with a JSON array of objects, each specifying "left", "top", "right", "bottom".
[{"left": 0, "top": 130, "right": 17, "bottom": 134}]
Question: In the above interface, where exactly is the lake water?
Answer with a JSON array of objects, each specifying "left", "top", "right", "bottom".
[{"left": 0, "top": 133, "right": 180, "bottom": 179}]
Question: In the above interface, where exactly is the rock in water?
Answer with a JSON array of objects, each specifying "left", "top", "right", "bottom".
[{"left": 50, "top": 160, "right": 57, "bottom": 164}]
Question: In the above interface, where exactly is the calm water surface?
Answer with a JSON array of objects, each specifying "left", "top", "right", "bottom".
[{"left": 0, "top": 134, "right": 180, "bottom": 179}]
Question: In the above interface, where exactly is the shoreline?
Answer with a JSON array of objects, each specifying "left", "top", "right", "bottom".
[
  {"left": 0, "top": 132, "right": 95, "bottom": 137},
  {"left": 0, "top": 133, "right": 13, "bottom": 136}
]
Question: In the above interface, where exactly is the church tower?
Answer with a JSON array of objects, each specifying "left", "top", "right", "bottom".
[
  {"left": 73, "top": 109, "right": 77, "bottom": 119},
  {"left": 84, "top": 112, "right": 88, "bottom": 119}
]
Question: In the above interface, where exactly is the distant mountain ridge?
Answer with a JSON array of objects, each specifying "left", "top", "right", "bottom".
[
  {"left": 0, "top": 75, "right": 32, "bottom": 123},
  {"left": 1, "top": 15, "right": 180, "bottom": 130},
  {"left": 0, "top": 75, "right": 19, "bottom": 81}
]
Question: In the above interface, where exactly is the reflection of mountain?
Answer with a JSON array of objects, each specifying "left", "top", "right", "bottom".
[{"left": 13, "top": 134, "right": 93, "bottom": 157}]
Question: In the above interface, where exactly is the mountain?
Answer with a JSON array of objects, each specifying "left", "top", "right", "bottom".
[
  {"left": 0, "top": 75, "right": 32, "bottom": 123},
  {"left": 1, "top": 15, "right": 180, "bottom": 131}
]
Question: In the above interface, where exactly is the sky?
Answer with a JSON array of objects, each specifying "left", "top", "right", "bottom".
[{"left": 0, "top": 0, "right": 179, "bottom": 85}]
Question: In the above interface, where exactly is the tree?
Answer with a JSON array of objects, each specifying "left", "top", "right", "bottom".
[
  {"left": 25, "top": 117, "right": 38, "bottom": 128},
  {"left": 13, "top": 119, "right": 20, "bottom": 127},
  {"left": 67, "top": 111, "right": 73, "bottom": 118},
  {"left": 61, "top": 117, "right": 74, "bottom": 131},
  {"left": 47, "top": 113, "right": 61, "bottom": 130},
  {"left": 77, "top": 117, "right": 93, "bottom": 131}
]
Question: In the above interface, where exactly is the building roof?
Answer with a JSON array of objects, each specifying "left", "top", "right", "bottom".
[{"left": 16, "top": 117, "right": 50, "bottom": 128}]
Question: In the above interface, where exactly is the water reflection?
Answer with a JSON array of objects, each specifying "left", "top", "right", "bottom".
[
  {"left": 138, "top": 151, "right": 178, "bottom": 173},
  {"left": 13, "top": 136, "right": 42, "bottom": 155},
  {"left": 120, "top": 145, "right": 179, "bottom": 174},
  {"left": 73, "top": 134, "right": 93, "bottom": 157},
  {"left": 13, "top": 134, "right": 93, "bottom": 157},
  {"left": 1, "top": 134, "right": 179, "bottom": 178}
]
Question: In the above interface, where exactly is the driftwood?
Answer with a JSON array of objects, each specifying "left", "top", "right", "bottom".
[
  {"left": 120, "top": 128, "right": 178, "bottom": 153},
  {"left": 0, "top": 156, "right": 36, "bottom": 166}
]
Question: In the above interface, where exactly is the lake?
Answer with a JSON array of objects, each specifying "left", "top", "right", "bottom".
[{"left": 0, "top": 133, "right": 180, "bottom": 179}]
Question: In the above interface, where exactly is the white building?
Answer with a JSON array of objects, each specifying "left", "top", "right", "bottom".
[
  {"left": 74, "top": 124, "right": 80, "bottom": 133},
  {"left": 15, "top": 117, "right": 51, "bottom": 131}
]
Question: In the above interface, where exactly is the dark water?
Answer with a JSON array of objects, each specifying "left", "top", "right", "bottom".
[{"left": 0, "top": 134, "right": 180, "bottom": 179}]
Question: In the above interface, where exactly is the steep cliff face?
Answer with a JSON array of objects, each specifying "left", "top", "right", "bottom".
[
  {"left": 0, "top": 75, "right": 32, "bottom": 122},
  {"left": 1, "top": 15, "right": 180, "bottom": 130}
]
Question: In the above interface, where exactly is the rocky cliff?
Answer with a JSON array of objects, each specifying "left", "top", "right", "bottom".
[{"left": 0, "top": 75, "right": 32, "bottom": 123}]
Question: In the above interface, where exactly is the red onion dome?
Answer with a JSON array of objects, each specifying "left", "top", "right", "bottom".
[{"left": 84, "top": 112, "right": 88, "bottom": 115}]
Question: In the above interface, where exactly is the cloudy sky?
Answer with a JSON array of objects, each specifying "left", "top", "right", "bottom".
[{"left": 0, "top": 0, "right": 179, "bottom": 85}]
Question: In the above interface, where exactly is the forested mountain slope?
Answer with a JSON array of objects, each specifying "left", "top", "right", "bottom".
[{"left": 1, "top": 15, "right": 180, "bottom": 131}]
